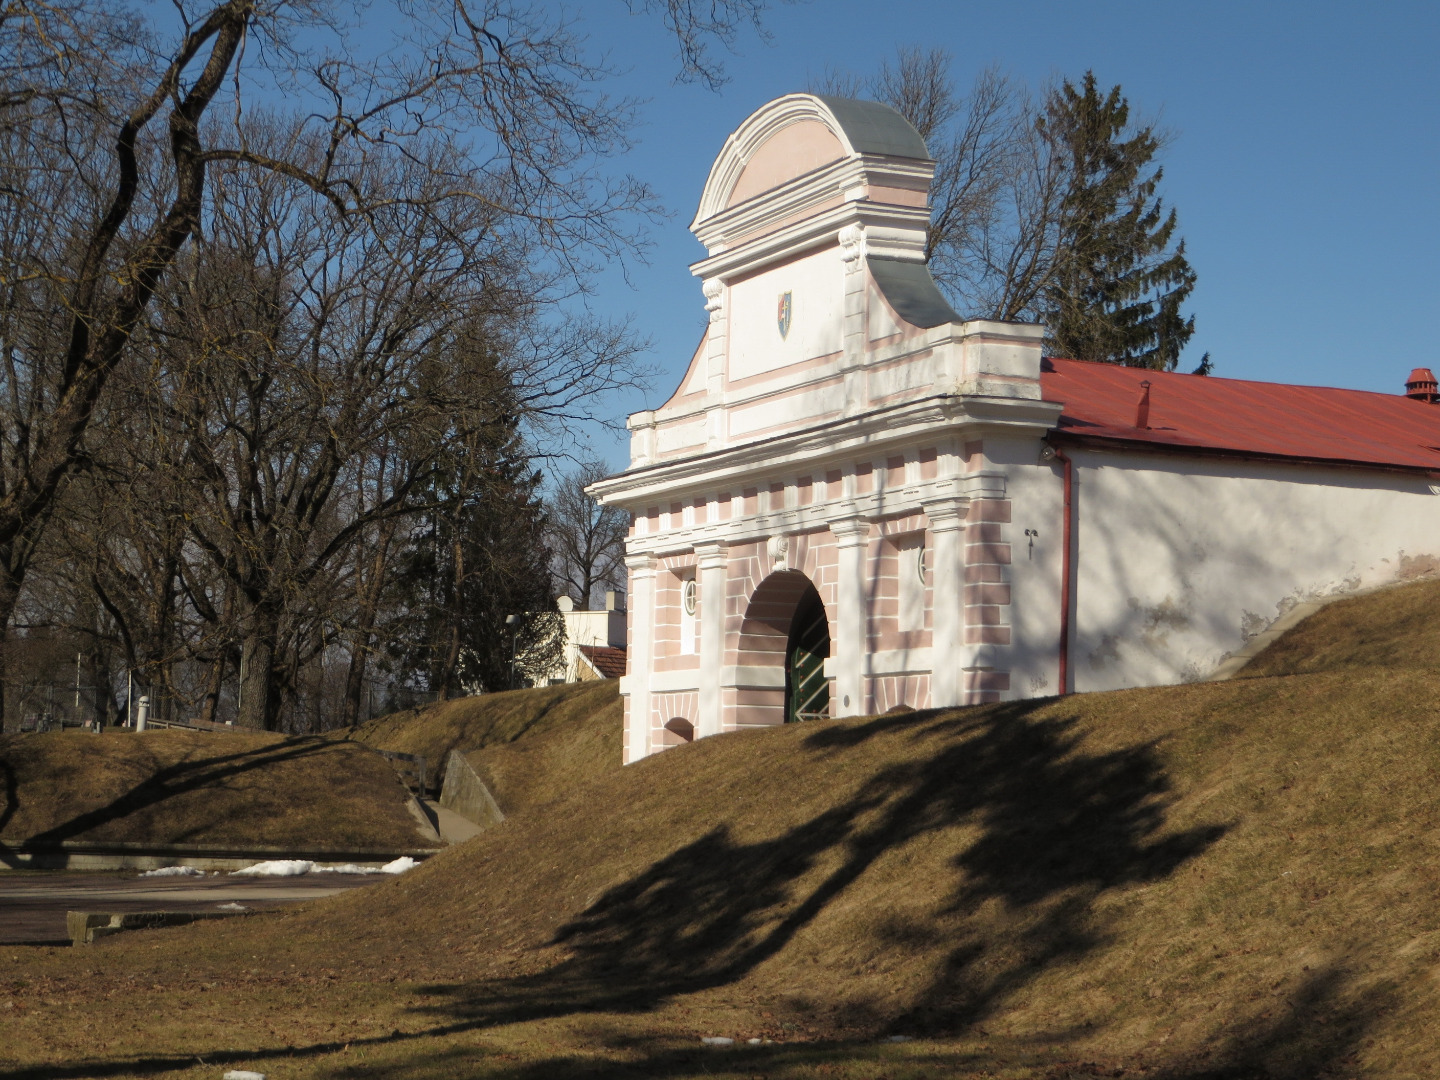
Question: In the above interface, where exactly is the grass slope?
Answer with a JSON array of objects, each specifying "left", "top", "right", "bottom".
[
  {"left": 1241, "top": 574, "right": 1440, "bottom": 677},
  {"left": 464, "top": 689, "right": 621, "bottom": 814},
  {"left": 6, "top": 582, "right": 1440, "bottom": 1078},
  {"left": 0, "top": 729, "right": 425, "bottom": 850},
  {"left": 351, "top": 681, "right": 621, "bottom": 800}
]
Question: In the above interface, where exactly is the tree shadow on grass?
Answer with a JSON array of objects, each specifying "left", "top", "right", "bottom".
[
  {"left": 0, "top": 737, "right": 340, "bottom": 864},
  {"left": 0, "top": 753, "right": 17, "bottom": 836},
  {"left": 0, "top": 703, "right": 1395, "bottom": 1079},
  {"left": 0, "top": 967, "right": 1390, "bottom": 1080},
  {"left": 363, "top": 700, "right": 1231, "bottom": 1044},
  {"left": 342, "top": 965, "right": 1392, "bottom": 1079}
]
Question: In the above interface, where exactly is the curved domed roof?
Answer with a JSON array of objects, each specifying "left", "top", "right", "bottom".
[
  {"left": 811, "top": 95, "right": 929, "bottom": 159},
  {"left": 692, "top": 94, "right": 930, "bottom": 228}
]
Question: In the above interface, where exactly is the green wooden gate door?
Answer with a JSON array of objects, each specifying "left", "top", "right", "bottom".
[{"left": 785, "top": 586, "right": 831, "bottom": 723}]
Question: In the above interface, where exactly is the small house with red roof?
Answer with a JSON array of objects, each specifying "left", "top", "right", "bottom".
[
  {"left": 590, "top": 94, "right": 1440, "bottom": 764},
  {"left": 535, "top": 593, "right": 628, "bottom": 684}
]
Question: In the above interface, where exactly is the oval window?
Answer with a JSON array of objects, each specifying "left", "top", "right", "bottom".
[
  {"left": 916, "top": 539, "right": 927, "bottom": 584},
  {"left": 683, "top": 578, "right": 698, "bottom": 616}
]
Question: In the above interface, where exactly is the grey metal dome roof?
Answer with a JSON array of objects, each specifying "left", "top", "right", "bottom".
[
  {"left": 869, "top": 258, "right": 961, "bottom": 328},
  {"left": 813, "top": 95, "right": 930, "bottom": 160}
]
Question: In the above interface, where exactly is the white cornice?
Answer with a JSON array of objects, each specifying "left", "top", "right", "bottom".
[
  {"left": 691, "top": 196, "right": 929, "bottom": 283},
  {"left": 693, "top": 155, "right": 934, "bottom": 254},
  {"left": 617, "top": 471, "right": 1010, "bottom": 557},
  {"left": 643, "top": 320, "right": 961, "bottom": 430},
  {"left": 590, "top": 393, "right": 1060, "bottom": 513}
]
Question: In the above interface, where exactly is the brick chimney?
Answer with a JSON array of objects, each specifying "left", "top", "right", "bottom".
[
  {"left": 1135, "top": 380, "right": 1152, "bottom": 429},
  {"left": 1405, "top": 367, "right": 1439, "bottom": 403}
]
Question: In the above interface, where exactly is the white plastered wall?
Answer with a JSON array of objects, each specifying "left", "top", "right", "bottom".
[
  {"left": 1068, "top": 449, "right": 1440, "bottom": 691},
  {"left": 727, "top": 246, "right": 844, "bottom": 381},
  {"left": 985, "top": 433, "right": 1065, "bottom": 700}
]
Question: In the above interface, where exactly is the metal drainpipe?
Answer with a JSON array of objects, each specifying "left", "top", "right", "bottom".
[{"left": 1043, "top": 442, "right": 1074, "bottom": 696}]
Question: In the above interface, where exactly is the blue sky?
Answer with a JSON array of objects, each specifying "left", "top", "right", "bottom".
[{"left": 559, "top": 0, "right": 1439, "bottom": 469}]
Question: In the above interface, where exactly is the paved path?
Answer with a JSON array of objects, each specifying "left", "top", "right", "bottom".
[
  {"left": 0, "top": 871, "right": 389, "bottom": 945},
  {"left": 422, "top": 800, "right": 484, "bottom": 845}
]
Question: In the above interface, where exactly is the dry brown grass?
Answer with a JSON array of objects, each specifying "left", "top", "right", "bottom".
[
  {"left": 350, "top": 682, "right": 621, "bottom": 795},
  {"left": 464, "top": 688, "right": 621, "bottom": 813},
  {"left": 6, "top": 584, "right": 1440, "bottom": 1078},
  {"left": 0, "top": 729, "right": 426, "bottom": 850},
  {"left": 1241, "top": 574, "right": 1440, "bottom": 677}
]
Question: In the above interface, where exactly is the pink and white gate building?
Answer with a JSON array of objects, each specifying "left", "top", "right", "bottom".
[{"left": 590, "top": 93, "right": 1440, "bottom": 764}]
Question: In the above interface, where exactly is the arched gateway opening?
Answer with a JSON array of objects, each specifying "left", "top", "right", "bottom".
[
  {"left": 786, "top": 586, "right": 830, "bottom": 722},
  {"left": 736, "top": 570, "right": 831, "bottom": 726}
]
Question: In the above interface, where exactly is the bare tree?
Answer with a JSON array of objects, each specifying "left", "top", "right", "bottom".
[
  {"left": 0, "top": 1, "right": 252, "bottom": 721},
  {"left": 0, "top": 0, "right": 687, "bottom": 722},
  {"left": 824, "top": 49, "right": 1200, "bottom": 361},
  {"left": 337, "top": 513, "right": 401, "bottom": 727},
  {"left": 813, "top": 49, "right": 1065, "bottom": 324},
  {"left": 876, "top": 52, "right": 1064, "bottom": 323},
  {"left": 10, "top": 311, "right": 214, "bottom": 724},
  {"left": 0, "top": 0, "right": 788, "bottom": 724},
  {"left": 140, "top": 129, "right": 639, "bottom": 727},
  {"left": 549, "top": 460, "right": 629, "bottom": 609},
  {"left": 628, "top": 0, "right": 777, "bottom": 89}
]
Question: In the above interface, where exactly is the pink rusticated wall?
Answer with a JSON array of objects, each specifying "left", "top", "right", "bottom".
[
  {"left": 862, "top": 511, "right": 934, "bottom": 714},
  {"left": 622, "top": 445, "right": 1019, "bottom": 750},
  {"left": 868, "top": 512, "right": 934, "bottom": 651},
  {"left": 648, "top": 552, "right": 700, "bottom": 753},
  {"left": 653, "top": 693, "right": 699, "bottom": 746},
  {"left": 653, "top": 551, "right": 700, "bottom": 671},
  {"left": 965, "top": 496, "right": 1013, "bottom": 703},
  {"left": 871, "top": 675, "right": 932, "bottom": 713},
  {"left": 720, "top": 532, "right": 841, "bottom": 732}
]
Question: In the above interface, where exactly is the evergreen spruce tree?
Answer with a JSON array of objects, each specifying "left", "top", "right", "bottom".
[
  {"left": 384, "top": 344, "right": 563, "bottom": 698},
  {"left": 1042, "top": 72, "right": 1199, "bottom": 370}
]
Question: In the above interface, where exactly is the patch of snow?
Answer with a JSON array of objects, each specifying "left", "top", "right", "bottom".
[
  {"left": 229, "top": 860, "right": 314, "bottom": 877},
  {"left": 701, "top": 1037, "right": 735, "bottom": 1046},
  {"left": 228, "top": 856, "right": 420, "bottom": 878},
  {"left": 139, "top": 866, "right": 203, "bottom": 878},
  {"left": 747, "top": 1038, "right": 762, "bottom": 1045},
  {"left": 217, "top": 903, "right": 249, "bottom": 912},
  {"left": 222, "top": 1071, "right": 267, "bottom": 1080}
]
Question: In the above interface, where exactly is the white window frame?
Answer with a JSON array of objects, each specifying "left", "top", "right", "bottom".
[{"left": 680, "top": 577, "right": 698, "bottom": 654}]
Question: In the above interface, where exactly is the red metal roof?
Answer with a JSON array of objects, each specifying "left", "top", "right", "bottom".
[
  {"left": 577, "top": 644, "right": 627, "bottom": 679},
  {"left": 1041, "top": 358, "right": 1440, "bottom": 473}
]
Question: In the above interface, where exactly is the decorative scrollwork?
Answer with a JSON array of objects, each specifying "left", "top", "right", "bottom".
[
  {"left": 703, "top": 278, "right": 725, "bottom": 323},
  {"left": 838, "top": 223, "right": 867, "bottom": 272},
  {"left": 767, "top": 533, "right": 790, "bottom": 570}
]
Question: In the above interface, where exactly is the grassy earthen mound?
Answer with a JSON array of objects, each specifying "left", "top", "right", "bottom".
[
  {"left": 463, "top": 689, "right": 621, "bottom": 813},
  {"left": 351, "top": 680, "right": 621, "bottom": 798},
  {"left": 6, "top": 581, "right": 1440, "bottom": 1078},
  {"left": 1240, "top": 573, "right": 1440, "bottom": 677},
  {"left": 296, "top": 666, "right": 1440, "bottom": 1074},
  {"left": 0, "top": 728, "right": 425, "bottom": 850}
]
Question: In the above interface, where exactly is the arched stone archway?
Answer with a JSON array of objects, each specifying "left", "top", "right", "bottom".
[{"left": 732, "top": 570, "right": 831, "bottom": 727}]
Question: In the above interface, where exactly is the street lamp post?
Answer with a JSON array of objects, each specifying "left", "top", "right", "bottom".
[{"left": 505, "top": 614, "right": 520, "bottom": 690}]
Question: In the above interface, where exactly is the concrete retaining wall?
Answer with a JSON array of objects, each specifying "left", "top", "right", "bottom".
[
  {"left": 438, "top": 751, "right": 505, "bottom": 831},
  {"left": 68, "top": 909, "right": 252, "bottom": 945}
]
